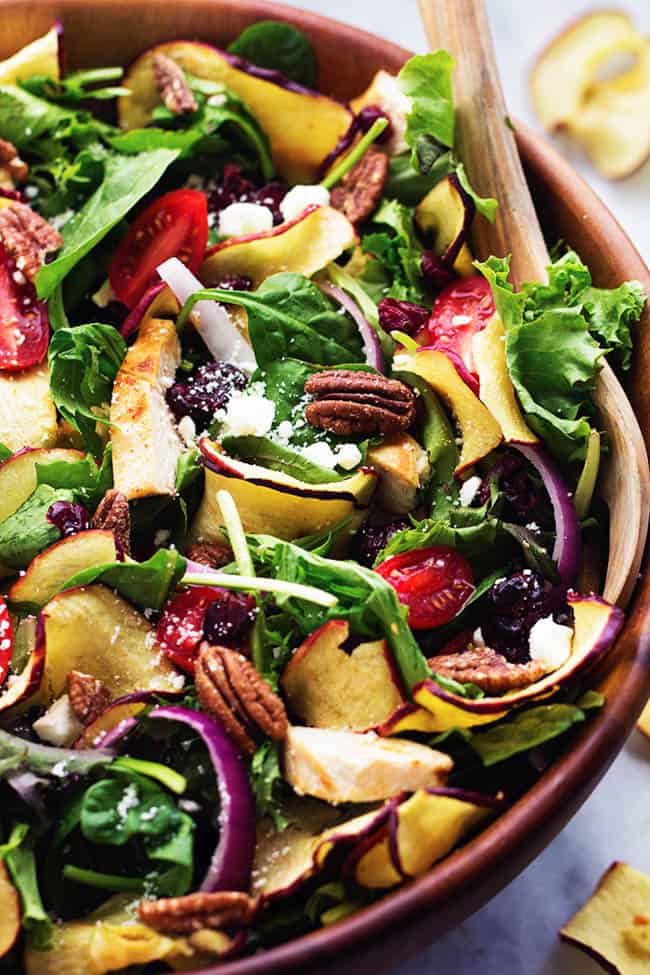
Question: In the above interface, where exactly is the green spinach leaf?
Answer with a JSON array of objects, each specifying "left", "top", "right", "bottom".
[
  {"left": 35, "top": 444, "right": 113, "bottom": 508},
  {"left": 0, "top": 484, "right": 75, "bottom": 569},
  {"left": 61, "top": 548, "right": 187, "bottom": 612},
  {"left": 228, "top": 20, "right": 317, "bottom": 88}
]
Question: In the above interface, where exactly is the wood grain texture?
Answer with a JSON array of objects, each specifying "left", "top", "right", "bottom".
[{"left": 418, "top": 0, "right": 649, "bottom": 608}]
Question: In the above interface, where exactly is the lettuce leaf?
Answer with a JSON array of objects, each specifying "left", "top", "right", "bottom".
[
  {"left": 397, "top": 51, "right": 455, "bottom": 158},
  {"left": 362, "top": 199, "right": 427, "bottom": 303}
]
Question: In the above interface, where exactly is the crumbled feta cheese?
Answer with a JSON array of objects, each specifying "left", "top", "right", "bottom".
[
  {"left": 301, "top": 441, "right": 338, "bottom": 469},
  {"left": 49, "top": 209, "right": 74, "bottom": 231},
  {"left": 33, "top": 695, "right": 83, "bottom": 747},
  {"left": 473, "top": 627, "right": 485, "bottom": 647},
  {"left": 335, "top": 443, "right": 362, "bottom": 470},
  {"left": 528, "top": 615, "right": 574, "bottom": 673},
  {"left": 154, "top": 528, "right": 171, "bottom": 547},
  {"left": 219, "top": 202, "right": 274, "bottom": 239},
  {"left": 92, "top": 278, "right": 116, "bottom": 308},
  {"left": 24, "top": 185, "right": 39, "bottom": 199},
  {"left": 178, "top": 416, "right": 197, "bottom": 445},
  {"left": 117, "top": 783, "right": 139, "bottom": 822},
  {"left": 392, "top": 353, "right": 412, "bottom": 371},
  {"left": 219, "top": 388, "right": 276, "bottom": 437},
  {"left": 207, "top": 92, "right": 227, "bottom": 107},
  {"left": 280, "top": 184, "right": 330, "bottom": 222},
  {"left": 459, "top": 475, "right": 482, "bottom": 507},
  {"left": 276, "top": 420, "right": 294, "bottom": 443}
]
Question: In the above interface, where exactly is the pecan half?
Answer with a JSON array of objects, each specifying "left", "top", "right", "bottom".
[
  {"left": 0, "top": 202, "right": 62, "bottom": 281},
  {"left": 195, "top": 645, "right": 288, "bottom": 755},
  {"left": 139, "top": 891, "right": 258, "bottom": 934},
  {"left": 428, "top": 646, "right": 546, "bottom": 696},
  {"left": 305, "top": 369, "right": 416, "bottom": 437},
  {"left": 67, "top": 670, "right": 112, "bottom": 725},
  {"left": 152, "top": 52, "right": 198, "bottom": 115},
  {"left": 0, "top": 139, "right": 28, "bottom": 189},
  {"left": 186, "top": 541, "right": 232, "bottom": 569},
  {"left": 330, "top": 147, "right": 388, "bottom": 225},
  {"left": 92, "top": 489, "right": 131, "bottom": 557}
]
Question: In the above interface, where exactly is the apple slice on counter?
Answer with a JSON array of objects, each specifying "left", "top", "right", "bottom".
[
  {"left": 415, "top": 173, "right": 475, "bottom": 276},
  {"left": 396, "top": 347, "right": 502, "bottom": 475},
  {"left": 8, "top": 530, "right": 119, "bottom": 612},
  {"left": 199, "top": 205, "right": 357, "bottom": 290},
  {"left": 0, "top": 366, "right": 60, "bottom": 453},
  {"left": 119, "top": 41, "right": 352, "bottom": 183},
  {"left": 191, "top": 439, "right": 376, "bottom": 543},
  {"left": 561, "top": 861, "right": 650, "bottom": 974},
  {"left": 0, "top": 24, "right": 61, "bottom": 85},
  {"left": 0, "top": 863, "right": 20, "bottom": 959},
  {"left": 415, "top": 595, "right": 623, "bottom": 731}
]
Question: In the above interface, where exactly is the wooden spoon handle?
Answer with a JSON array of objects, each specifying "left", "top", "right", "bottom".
[{"left": 418, "top": 0, "right": 549, "bottom": 284}]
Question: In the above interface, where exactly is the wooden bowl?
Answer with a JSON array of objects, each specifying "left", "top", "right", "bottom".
[{"left": 3, "top": 2, "right": 650, "bottom": 972}]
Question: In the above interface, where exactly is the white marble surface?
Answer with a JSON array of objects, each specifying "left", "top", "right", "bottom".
[{"left": 295, "top": 1, "right": 650, "bottom": 971}]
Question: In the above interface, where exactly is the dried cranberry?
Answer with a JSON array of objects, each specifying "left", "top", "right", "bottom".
[
  {"left": 482, "top": 570, "right": 572, "bottom": 663},
  {"left": 208, "top": 164, "right": 287, "bottom": 226},
  {"left": 202, "top": 589, "right": 257, "bottom": 647},
  {"left": 167, "top": 360, "right": 248, "bottom": 428},
  {"left": 46, "top": 501, "right": 91, "bottom": 538},
  {"left": 421, "top": 251, "right": 456, "bottom": 292},
  {"left": 251, "top": 182, "right": 287, "bottom": 224},
  {"left": 213, "top": 275, "right": 253, "bottom": 292},
  {"left": 476, "top": 453, "right": 550, "bottom": 526},
  {"left": 378, "top": 297, "right": 429, "bottom": 337},
  {"left": 357, "top": 105, "right": 393, "bottom": 144},
  {"left": 355, "top": 519, "right": 409, "bottom": 568}
]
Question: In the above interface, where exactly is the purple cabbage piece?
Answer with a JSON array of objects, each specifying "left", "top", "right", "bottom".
[{"left": 378, "top": 297, "right": 429, "bottom": 337}]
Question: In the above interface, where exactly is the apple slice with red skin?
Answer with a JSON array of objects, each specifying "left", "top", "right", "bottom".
[
  {"left": 0, "top": 630, "right": 44, "bottom": 713},
  {"left": 0, "top": 242, "right": 49, "bottom": 371},
  {"left": 73, "top": 693, "right": 153, "bottom": 749},
  {"left": 191, "top": 438, "right": 376, "bottom": 544},
  {"left": 199, "top": 205, "right": 357, "bottom": 290},
  {"left": 0, "top": 447, "right": 84, "bottom": 524},
  {"left": 8, "top": 529, "right": 120, "bottom": 613},
  {"left": 414, "top": 594, "right": 623, "bottom": 730},
  {"left": 0, "top": 862, "right": 20, "bottom": 959},
  {"left": 119, "top": 41, "right": 352, "bottom": 183},
  {"left": 415, "top": 174, "right": 475, "bottom": 277},
  {"left": 0, "top": 366, "right": 60, "bottom": 454}
]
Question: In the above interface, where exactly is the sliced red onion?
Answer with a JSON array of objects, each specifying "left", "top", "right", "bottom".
[
  {"left": 120, "top": 281, "right": 167, "bottom": 337},
  {"left": 157, "top": 258, "right": 255, "bottom": 372},
  {"left": 514, "top": 443, "right": 581, "bottom": 590},
  {"left": 148, "top": 705, "right": 255, "bottom": 893},
  {"left": 318, "top": 282, "right": 385, "bottom": 373}
]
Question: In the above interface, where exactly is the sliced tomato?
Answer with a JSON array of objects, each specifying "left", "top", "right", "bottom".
[
  {"left": 375, "top": 545, "right": 475, "bottom": 631},
  {"left": 0, "top": 596, "right": 14, "bottom": 687},
  {"left": 0, "top": 244, "right": 48, "bottom": 371},
  {"left": 156, "top": 586, "right": 223, "bottom": 675},
  {"left": 109, "top": 189, "right": 209, "bottom": 309},
  {"left": 415, "top": 274, "right": 495, "bottom": 387}
]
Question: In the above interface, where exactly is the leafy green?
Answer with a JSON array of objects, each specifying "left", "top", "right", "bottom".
[
  {"left": 228, "top": 20, "right": 317, "bottom": 88},
  {"left": 455, "top": 163, "right": 498, "bottom": 222},
  {"left": 61, "top": 548, "right": 187, "bottom": 612},
  {"left": 48, "top": 324, "right": 126, "bottom": 455},
  {"left": 0, "top": 484, "right": 75, "bottom": 569},
  {"left": 4, "top": 828, "right": 52, "bottom": 950},
  {"left": 385, "top": 150, "right": 455, "bottom": 205},
  {"left": 397, "top": 52, "right": 455, "bottom": 162},
  {"left": 250, "top": 740, "right": 289, "bottom": 831},
  {"left": 222, "top": 436, "right": 348, "bottom": 483},
  {"left": 0, "top": 84, "right": 93, "bottom": 150},
  {"left": 581, "top": 281, "right": 645, "bottom": 370},
  {"left": 362, "top": 199, "right": 427, "bottom": 303},
  {"left": 326, "top": 261, "right": 395, "bottom": 361},
  {"left": 468, "top": 703, "right": 586, "bottom": 766},
  {"left": 36, "top": 444, "right": 113, "bottom": 508},
  {"left": 36, "top": 147, "right": 180, "bottom": 298},
  {"left": 0, "top": 729, "right": 112, "bottom": 782},
  {"left": 21, "top": 67, "right": 129, "bottom": 104},
  {"left": 0, "top": 443, "right": 11, "bottom": 463}
]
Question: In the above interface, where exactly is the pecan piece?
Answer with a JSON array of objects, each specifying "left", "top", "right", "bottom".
[
  {"left": 186, "top": 541, "right": 232, "bottom": 569},
  {"left": 152, "top": 52, "right": 198, "bottom": 115},
  {"left": 139, "top": 891, "right": 258, "bottom": 934},
  {"left": 0, "top": 139, "right": 28, "bottom": 189},
  {"left": 0, "top": 202, "right": 62, "bottom": 281},
  {"left": 330, "top": 146, "right": 388, "bottom": 225},
  {"left": 67, "top": 670, "right": 112, "bottom": 725},
  {"left": 305, "top": 369, "right": 416, "bottom": 437},
  {"left": 92, "top": 489, "right": 131, "bottom": 557},
  {"left": 428, "top": 646, "right": 546, "bottom": 696},
  {"left": 195, "top": 645, "right": 288, "bottom": 755}
]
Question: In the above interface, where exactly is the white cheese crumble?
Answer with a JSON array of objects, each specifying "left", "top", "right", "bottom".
[
  {"left": 49, "top": 209, "right": 74, "bottom": 231},
  {"left": 33, "top": 695, "right": 83, "bottom": 747},
  {"left": 177, "top": 416, "right": 197, "bottom": 445},
  {"left": 459, "top": 475, "right": 482, "bottom": 507},
  {"left": 275, "top": 420, "right": 294, "bottom": 443},
  {"left": 218, "top": 387, "right": 276, "bottom": 437},
  {"left": 528, "top": 615, "right": 574, "bottom": 673},
  {"left": 301, "top": 441, "right": 362, "bottom": 471},
  {"left": 280, "top": 184, "right": 330, "bottom": 222},
  {"left": 335, "top": 443, "right": 363, "bottom": 471},
  {"left": 473, "top": 627, "right": 486, "bottom": 647},
  {"left": 92, "top": 278, "right": 116, "bottom": 308},
  {"left": 219, "top": 202, "right": 274, "bottom": 239}
]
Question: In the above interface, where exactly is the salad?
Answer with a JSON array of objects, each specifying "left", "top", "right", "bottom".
[{"left": 0, "top": 17, "right": 645, "bottom": 975}]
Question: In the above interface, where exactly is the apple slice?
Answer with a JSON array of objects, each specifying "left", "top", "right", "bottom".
[
  {"left": 0, "top": 447, "right": 83, "bottom": 525},
  {"left": 199, "top": 205, "right": 357, "bottom": 290},
  {"left": 0, "top": 631, "right": 44, "bottom": 713},
  {"left": 0, "top": 24, "right": 61, "bottom": 86},
  {"left": 415, "top": 174, "right": 475, "bottom": 276},
  {"left": 472, "top": 314, "right": 538, "bottom": 444},
  {"left": 414, "top": 594, "right": 623, "bottom": 730},
  {"left": 366, "top": 433, "right": 430, "bottom": 514},
  {"left": 110, "top": 317, "right": 183, "bottom": 500},
  {"left": 0, "top": 862, "right": 20, "bottom": 959},
  {"left": 191, "top": 438, "right": 376, "bottom": 543},
  {"left": 561, "top": 861, "right": 650, "bottom": 974},
  {"left": 0, "top": 365, "right": 60, "bottom": 453},
  {"left": 34, "top": 584, "right": 183, "bottom": 707},
  {"left": 350, "top": 69, "right": 410, "bottom": 156},
  {"left": 74, "top": 695, "right": 149, "bottom": 749},
  {"left": 119, "top": 41, "right": 352, "bottom": 183},
  {"left": 8, "top": 530, "right": 119, "bottom": 612},
  {"left": 396, "top": 347, "right": 502, "bottom": 475}
]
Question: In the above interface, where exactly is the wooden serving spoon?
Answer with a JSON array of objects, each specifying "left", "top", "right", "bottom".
[{"left": 418, "top": 0, "right": 650, "bottom": 608}]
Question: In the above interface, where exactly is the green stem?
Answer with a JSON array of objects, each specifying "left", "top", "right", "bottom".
[
  {"left": 182, "top": 572, "right": 337, "bottom": 607},
  {"left": 63, "top": 865, "right": 145, "bottom": 892},
  {"left": 320, "top": 117, "right": 389, "bottom": 190},
  {"left": 574, "top": 429, "right": 601, "bottom": 519},
  {"left": 111, "top": 757, "right": 187, "bottom": 795}
]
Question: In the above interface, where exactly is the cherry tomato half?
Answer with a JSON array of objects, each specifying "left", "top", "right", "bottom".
[
  {"left": 156, "top": 586, "right": 223, "bottom": 675},
  {"left": 0, "top": 596, "right": 14, "bottom": 687},
  {"left": 415, "top": 274, "right": 495, "bottom": 387},
  {"left": 375, "top": 545, "right": 475, "bottom": 630},
  {"left": 0, "top": 243, "right": 49, "bottom": 372},
  {"left": 109, "top": 189, "right": 209, "bottom": 309}
]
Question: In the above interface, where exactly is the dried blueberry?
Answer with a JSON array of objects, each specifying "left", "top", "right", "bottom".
[
  {"left": 378, "top": 297, "right": 429, "bottom": 337},
  {"left": 208, "top": 164, "right": 287, "bottom": 226},
  {"left": 482, "top": 569, "right": 572, "bottom": 663},
  {"left": 202, "top": 589, "right": 257, "bottom": 648},
  {"left": 476, "top": 453, "right": 550, "bottom": 525},
  {"left": 421, "top": 251, "right": 456, "bottom": 291},
  {"left": 355, "top": 519, "right": 409, "bottom": 568},
  {"left": 167, "top": 361, "right": 248, "bottom": 428},
  {"left": 46, "top": 501, "right": 91, "bottom": 538}
]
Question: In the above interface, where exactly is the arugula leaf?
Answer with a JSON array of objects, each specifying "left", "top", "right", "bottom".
[
  {"left": 37, "top": 147, "right": 180, "bottom": 297},
  {"left": 36, "top": 444, "right": 113, "bottom": 508},
  {"left": 61, "top": 548, "right": 187, "bottom": 612},
  {"left": 468, "top": 703, "right": 586, "bottom": 766},
  {"left": 222, "top": 436, "right": 348, "bottom": 483},
  {"left": 397, "top": 52, "right": 455, "bottom": 161},
  {"left": 21, "top": 67, "right": 129, "bottom": 104},
  {"left": 501, "top": 522, "right": 559, "bottom": 582},
  {"left": 228, "top": 20, "right": 317, "bottom": 88},
  {"left": 362, "top": 199, "right": 427, "bottom": 303},
  {"left": 5, "top": 829, "right": 53, "bottom": 950},
  {"left": 0, "top": 728, "right": 112, "bottom": 779},
  {"left": 48, "top": 324, "right": 126, "bottom": 455},
  {"left": 0, "top": 85, "right": 78, "bottom": 148},
  {"left": 0, "top": 484, "right": 75, "bottom": 569},
  {"left": 250, "top": 740, "right": 289, "bottom": 831},
  {"left": 455, "top": 163, "right": 498, "bottom": 222},
  {"left": 385, "top": 150, "right": 455, "bottom": 205}
]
